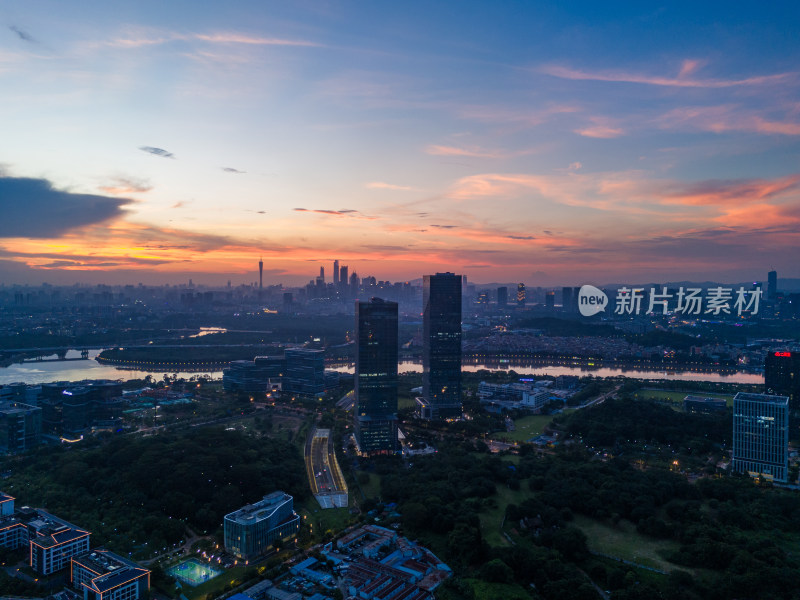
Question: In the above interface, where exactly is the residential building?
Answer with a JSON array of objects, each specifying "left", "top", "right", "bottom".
[
  {"left": 355, "top": 298, "right": 399, "bottom": 455},
  {"left": 419, "top": 273, "right": 462, "bottom": 420},
  {"left": 224, "top": 492, "right": 300, "bottom": 561},
  {"left": 72, "top": 549, "right": 150, "bottom": 600},
  {"left": 732, "top": 392, "right": 789, "bottom": 483}
]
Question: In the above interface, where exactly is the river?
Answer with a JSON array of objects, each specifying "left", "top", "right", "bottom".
[{"left": 0, "top": 350, "right": 764, "bottom": 385}]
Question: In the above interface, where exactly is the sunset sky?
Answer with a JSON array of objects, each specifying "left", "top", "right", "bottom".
[{"left": 2, "top": 2, "right": 799, "bottom": 287}]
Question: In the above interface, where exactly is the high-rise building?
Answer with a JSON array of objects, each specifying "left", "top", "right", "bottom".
[
  {"left": 319, "top": 266, "right": 325, "bottom": 283},
  {"left": 419, "top": 273, "right": 462, "bottom": 420},
  {"left": 732, "top": 392, "right": 789, "bottom": 483},
  {"left": 0, "top": 401, "right": 41, "bottom": 453},
  {"left": 350, "top": 272, "right": 359, "bottom": 296},
  {"left": 517, "top": 283, "right": 526, "bottom": 307},
  {"left": 562, "top": 287, "right": 575, "bottom": 313},
  {"left": 768, "top": 270, "right": 777, "bottom": 301},
  {"left": 765, "top": 350, "right": 800, "bottom": 412},
  {"left": 545, "top": 290, "right": 555, "bottom": 309},
  {"left": 340, "top": 265, "right": 349, "bottom": 294},
  {"left": 355, "top": 298, "right": 398, "bottom": 455},
  {"left": 259, "top": 257, "right": 263, "bottom": 289},
  {"left": 497, "top": 287, "right": 508, "bottom": 308},
  {"left": 333, "top": 260, "right": 340, "bottom": 286}
]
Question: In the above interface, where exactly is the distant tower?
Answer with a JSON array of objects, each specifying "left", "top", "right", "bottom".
[
  {"left": 259, "top": 257, "right": 263, "bottom": 289},
  {"left": 420, "top": 273, "right": 462, "bottom": 420},
  {"left": 319, "top": 266, "right": 325, "bottom": 283},
  {"left": 497, "top": 286, "right": 508, "bottom": 308},
  {"left": 350, "top": 272, "right": 359, "bottom": 296},
  {"left": 545, "top": 290, "right": 555, "bottom": 310},
  {"left": 333, "top": 260, "right": 340, "bottom": 286},
  {"left": 340, "top": 265, "right": 349, "bottom": 294},
  {"left": 768, "top": 270, "right": 777, "bottom": 301},
  {"left": 355, "top": 298, "right": 399, "bottom": 455},
  {"left": 561, "top": 287, "right": 572, "bottom": 312},
  {"left": 517, "top": 283, "right": 526, "bottom": 307}
]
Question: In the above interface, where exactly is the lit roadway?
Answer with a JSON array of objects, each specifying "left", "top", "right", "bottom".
[{"left": 305, "top": 427, "right": 347, "bottom": 497}]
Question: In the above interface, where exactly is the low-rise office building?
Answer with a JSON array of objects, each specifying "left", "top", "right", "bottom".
[{"left": 224, "top": 492, "right": 300, "bottom": 561}]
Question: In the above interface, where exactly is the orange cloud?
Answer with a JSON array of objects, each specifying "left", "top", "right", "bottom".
[{"left": 425, "top": 144, "right": 504, "bottom": 158}]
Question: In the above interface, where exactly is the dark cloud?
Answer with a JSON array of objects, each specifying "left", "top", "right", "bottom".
[
  {"left": 293, "top": 207, "right": 375, "bottom": 219},
  {"left": 9, "top": 25, "right": 36, "bottom": 43},
  {"left": 139, "top": 146, "right": 175, "bottom": 159},
  {"left": 543, "top": 230, "right": 553, "bottom": 236},
  {"left": 0, "top": 176, "right": 132, "bottom": 238},
  {"left": 508, "top": 235, "right": 536, "bottom": 240},
  {"left": 222, "top": 167, "right": 246, "bottom": 174},
  {"left": 431, "top": 224, "right": 458, "bottom": 229}
]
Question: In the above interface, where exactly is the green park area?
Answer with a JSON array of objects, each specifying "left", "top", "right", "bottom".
[
  {"left": 493, "top": 412, "right": 566, "bottom": 443},
  {"left": 572, "top": 515, "right": 681, "bottom": 573},
  {"left": 298, "top": 505, "right": 354, "bottom": 539},
  {"left": 634, "top": 388, "right": 734, "bottom": 407}
]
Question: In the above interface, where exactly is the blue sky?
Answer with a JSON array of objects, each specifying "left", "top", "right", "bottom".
[{"left": 1, "top": 1, "right": 799, "bottom": 286}]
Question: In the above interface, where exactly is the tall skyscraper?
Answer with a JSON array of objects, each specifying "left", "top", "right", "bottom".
[
  {"left": 420, "top": 273, "right": 462, "bottom": 420},
  {"left": 517, "top": 283, "right": 526, "bottom": 307},
  {"left": 562, "top": 287, "right": 573, "bottom": 312},
  {"left": 259, "top": 257, "right": 263, "bottom": 289},
  {"left": 340, "top": 265, "right": 349, "bottom": 293},
  {"left": 768, "top": 269, "right": 777, "bottom": 301},
  {"left": 350, "top": 272, "right": 359, "bottom": 296},
  {"left": 497, "top": 286, "right": 508, "bottom": 307},
  {"left": 732, "top": 392, "right": 789, "bottom": 483},
  {"left": 765, "top": 350, "right": 800, "bottom": 412},
  {"left": 319, "top": 266, "right": 325, "bottom": 283},
  {"left": 355, "top": 298, "right": 399, "bottom": 455},
  {"left": 545, "top": 290, "right": 555, "bottom": 309},
  {"left": 333, "top": 260, "right": 340, "bottom": 286}
]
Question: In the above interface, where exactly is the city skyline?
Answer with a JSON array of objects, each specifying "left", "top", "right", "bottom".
[{"left": 2, "top": 2, "right": 799, "bottom": 286}]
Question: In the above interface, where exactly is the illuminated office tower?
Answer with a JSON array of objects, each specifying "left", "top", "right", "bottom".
[
  {"left": 765, "top": 350, "right": 800, "bottom": 412},
  {"left": 517, "top": 283, "right": 526, "bottom": 307},
  {"left": 419, "top": 273, "right": 462, "bottom": 420},
  {"left": 545, "top": 290, "right": 555, "bottom": 309},
  {"left": 354, "top": 298, "right": 398, "bottom": 454},
  {"left": 732, "top": 392, "right": 789, "bottom": 483}
]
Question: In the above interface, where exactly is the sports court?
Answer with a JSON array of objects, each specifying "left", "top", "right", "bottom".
[{"left": 167, "top": 558, "right": 223, "bottom": 586}]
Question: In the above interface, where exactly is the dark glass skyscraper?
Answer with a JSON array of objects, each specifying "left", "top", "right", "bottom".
[
  {"left": 355, "top": 298, "right": 398, "bottom": 454},
  {"left": 421, "top": 273, "right": 462, "bottom": 420},
  {"left": 732, "top": 392, "right": 789, "bottom": 483},
  {"left": 765, "top": 350, "right": 800, "bottom": 412},
  {"left": 496, "top": 286, "right": 508, "bottom": 308}
]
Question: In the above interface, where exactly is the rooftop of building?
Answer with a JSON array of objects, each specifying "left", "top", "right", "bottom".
[
  {"left": 74, "top": 549, "right": 146, "bottom": 576},
  {"left": 733, "top": 392, "right": 790, "bottom": 405},
  {"left": 31, "top": 525, "right": 90, "bottom": 548},
  {"left": 225, "top": 492, "right": 293, "bottom": 525}
]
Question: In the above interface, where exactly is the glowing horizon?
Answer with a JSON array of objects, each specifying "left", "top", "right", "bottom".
[{"left": 2, "top": 2, "right": 798, "bottom": 287}]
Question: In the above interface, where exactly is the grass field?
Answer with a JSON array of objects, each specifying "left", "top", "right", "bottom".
[
  {"left": 493, "top": 413, "right": 559, "bottom": 443},
  {"left": 355, "top": 471, "right": 382, "bottom": 500},
  {"left": 299, "top": 505, "right": 354, "bottom": 537},
  {"left": 634, "top": 389, "right": 734, "bottom": 407},
  {"left": 573, "top": 514, "right": 681, "bottom": 573},
  {"left": 480, "top": 476, "right": 528, "bottom": 547},
  {"left": 180, "top": 564, "right": 252, "bottom": 600}
]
